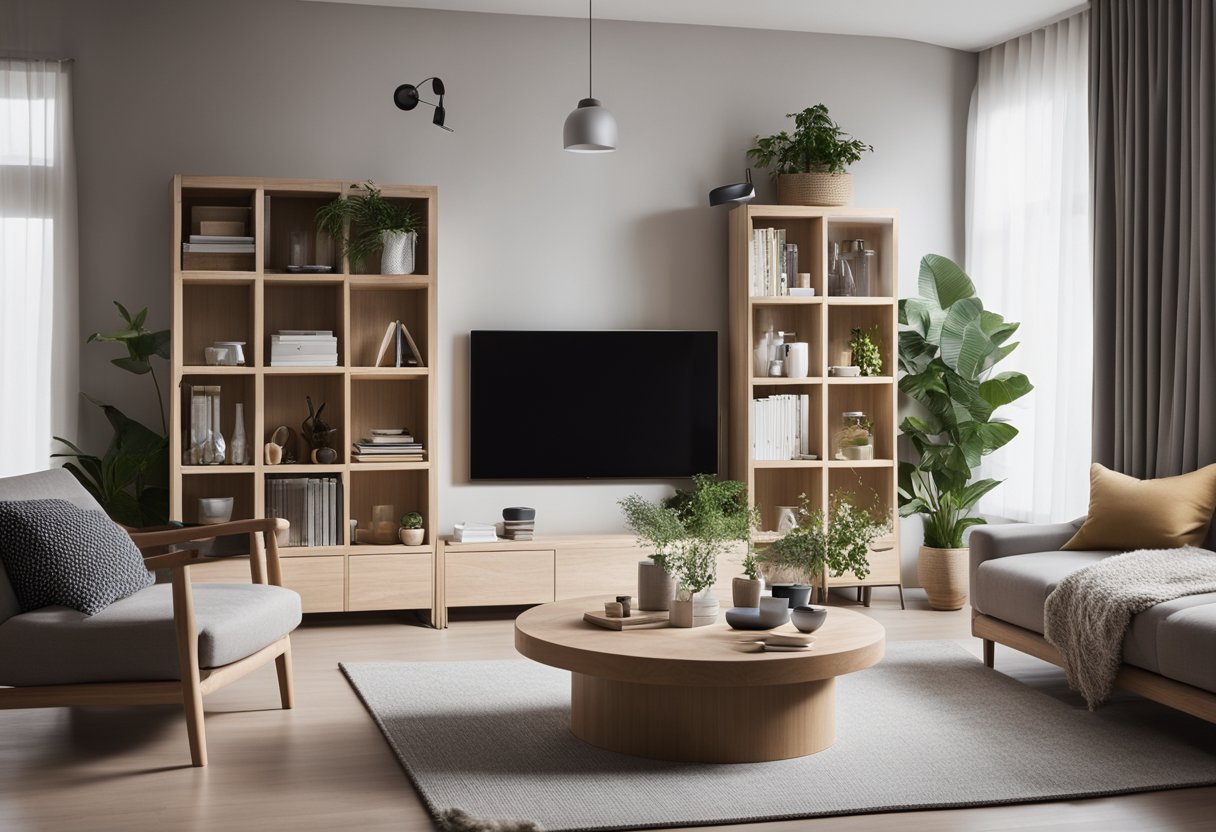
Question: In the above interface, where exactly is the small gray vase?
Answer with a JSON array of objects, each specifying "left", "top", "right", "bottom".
[{"left": 637, "top": 559, "right": 676, "bottom": 611}]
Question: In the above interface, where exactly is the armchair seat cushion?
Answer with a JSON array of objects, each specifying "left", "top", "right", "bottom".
[{"left": 0, "top": 583, "right": 301, "bottom": 686}]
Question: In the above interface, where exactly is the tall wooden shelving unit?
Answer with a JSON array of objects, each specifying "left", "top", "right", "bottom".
[
  {"left": 169, "top": 175, "right": 439, "bottom": 619},
  {"left": 728, "top": 205, "right": 902, "bottom": 604}
]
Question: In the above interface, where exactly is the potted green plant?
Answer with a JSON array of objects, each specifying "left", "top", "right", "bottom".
[
  {"left": 52, "top": 302, "right": 170, "bottom": 527},
  {"left": 757, "top": 492, "right": 890, "bottom": 601},
  {"left": 848, "top": 326, "right": 883, "bottom": 376},
  {"left": 732, "top": 550, "right": 764, "bottom": 608},
  {"left": 619, "top": 474, "right": 757, "bottom": 625},
  {"left": 399, "top": 511, "right": 425, "bottom": 546},
  {"left": 897, "top": 254, "right": 1032, "bottom": 610},
  {"left": 747, "top": 104, "right": 873, "bottom": 207},
  {"left": 315, "top": 180, "right": 423, "bottom": 275}
]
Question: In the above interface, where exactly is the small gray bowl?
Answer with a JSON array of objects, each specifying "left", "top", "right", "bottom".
[
  {"left": 791, "top": 605, "right": 828, "bottom": 634},
  {"left": 503, "top": 506, "right": 536, "bottom": 521}
]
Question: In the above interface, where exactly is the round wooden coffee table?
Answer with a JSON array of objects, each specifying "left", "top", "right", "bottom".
[{"left": 514, "top": 597, "right": 885, "bottom": 763}]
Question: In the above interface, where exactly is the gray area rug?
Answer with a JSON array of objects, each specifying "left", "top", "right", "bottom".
[{"left": 340, "top": 641, "right": 1216, "bottom": 831}]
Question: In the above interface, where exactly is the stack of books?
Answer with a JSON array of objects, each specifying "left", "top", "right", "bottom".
[
  {"left": 183, "top": 206, "right": 255, "bottom": 270},
  {"left": 271, "top": 330, "right": 338, "bottom": 367},
  {"left": 501, "top": 519, "right": 535, "bottom": 541},
  {"left": 351, "top": 429, "right": 425, "bottom": 463},
  {"left": 749, "top": 227, "right": 798, "bottom": 297},
  {"left": 751, "top": 393, "right": 814, "bottom": 461},
  {"left": 265, "top": 476, "right": 343, "bottom": 547},
  {"left": 453, "top": 522, "right": 497, "bottom": 543}
]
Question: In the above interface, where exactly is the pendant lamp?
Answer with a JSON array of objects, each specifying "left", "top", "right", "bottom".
[{"left": 563, "top": 0, "right": 617, "bottom": 152}]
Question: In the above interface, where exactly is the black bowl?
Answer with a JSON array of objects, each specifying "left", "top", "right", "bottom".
[
  {"left": 770, "top": 583, "right": 812, "bottom": 608},
  {"left": 502, "top": 506, "right": 536, "bottom": 521}
]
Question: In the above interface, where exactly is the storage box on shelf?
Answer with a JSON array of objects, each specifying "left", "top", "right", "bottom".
[
  {"left": 170, "top": 176, "right": 439, "bottom": 619},
  {"left": 729, "top": 205, "right": 902, "bottom": 606}
]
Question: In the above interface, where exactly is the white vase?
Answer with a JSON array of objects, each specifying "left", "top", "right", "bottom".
[
  {"left": 691, "top": 594, "right": 720, "bottom": 627},
  {"left": 786, "top": 342, "right": 809, "bottom": 378},
  {"left": 230, "top": 403, "right": 248, "bottom": 465},
  {"left": 670, "top": 598, "right": 694, "bottom": 627},
  {"left": 380, "top": 230, "right": 417, "bottom": 275}
]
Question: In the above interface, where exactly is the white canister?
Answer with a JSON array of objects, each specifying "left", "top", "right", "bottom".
[{"left": 786, "top": 342, "right": 810, "bottom": 378}]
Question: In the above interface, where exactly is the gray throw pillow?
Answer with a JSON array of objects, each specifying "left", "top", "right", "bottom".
[{"left": 0, "top": 499, "right": 154, "bottom": 615}]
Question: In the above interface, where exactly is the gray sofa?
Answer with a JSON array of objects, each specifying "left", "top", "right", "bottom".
[{"left": 969, "top": 520, "right": 1216, "bottom": 721}]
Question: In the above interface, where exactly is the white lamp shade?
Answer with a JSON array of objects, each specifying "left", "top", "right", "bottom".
[{"left": 563, "top": 98, "right": 618, "bottom": 152}]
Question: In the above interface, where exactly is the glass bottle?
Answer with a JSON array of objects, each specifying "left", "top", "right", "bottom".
[
  {"left": 835, "top": 411, "right": 873, "bottom": 461},
  {"left": 230, "top": 402, "right": 248, "bottom": 465}
]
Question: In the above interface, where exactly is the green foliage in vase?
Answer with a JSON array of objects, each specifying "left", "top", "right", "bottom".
[
  {"left": 747, "top": 104, "right": 873, "bottom": 177},
  {"left": 400, "top": 511, "right": 424, "bottom": 529},
  {"left": 619, "top": 474, "right": 758, "bottom": 594},
  {"left": 740, "top": 550, "right": 761, "bottom": 581},
  {"left": 52, "top": 302, "right": 170, "bottom": 528},
  {"left": 758, "top": 492, "right": 890, "bottom": 584},
  {"left": 848, "top": 326, "right": 883, "bottom": 376},
  {"left": 897, "top": 254, "right": 1033, "bottom": 549},
  {"left": 315, "top": 180, "right": 423, "bottom": 272}
]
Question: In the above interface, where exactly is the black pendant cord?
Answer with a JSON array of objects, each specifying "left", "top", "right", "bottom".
[{"left": 588, "top": 0, "right": 593, "bottom": 99}]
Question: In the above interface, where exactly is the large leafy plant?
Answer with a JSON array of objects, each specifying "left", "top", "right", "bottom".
[
  {"left": 53, "top": 303, "right": 170, "bottom": 527},
  {"left": 747, "top": 104, "right": 873, "bottom": 177},
  {"left": 315, "top": 180, "right": 422, "bottom": 272},
  {"left": 758, "top": 493, "right": 890, "bottom": 585},
  {"left": 619, "top": 475, "right": 758, "bottom": 597},
  {"left": 897, "top": 255, "right": 1032, "bottom": 548}
]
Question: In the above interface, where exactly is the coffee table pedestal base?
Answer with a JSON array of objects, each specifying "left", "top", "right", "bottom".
[{"left": 570, "top": 673, "right": 835, "bottom": 763}]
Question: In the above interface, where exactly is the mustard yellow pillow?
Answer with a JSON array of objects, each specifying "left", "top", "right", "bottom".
[{"left": 1062, "top": 463, "right": 1216, "bottom": 551}]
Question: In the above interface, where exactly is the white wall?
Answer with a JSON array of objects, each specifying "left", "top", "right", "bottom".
[{"left": 1, "top": 0, "right": 975, "bottom": 543}]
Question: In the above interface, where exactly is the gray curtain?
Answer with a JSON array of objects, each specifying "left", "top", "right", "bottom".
[{"left": 1091, "top": 0, "right": 1216, "bottom": 478}]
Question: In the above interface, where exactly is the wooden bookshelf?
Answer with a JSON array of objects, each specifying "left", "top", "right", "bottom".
[
  {"left": 728, "top": 205, "right": 902, "bottom": 605},
  {"left": 170, "top": 175, "right": 439, "bottom": 620}
]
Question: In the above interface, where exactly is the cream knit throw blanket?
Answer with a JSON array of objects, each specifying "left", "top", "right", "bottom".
[{"left": 1044, "top": 546, "right": 1216, "bottom": 710}]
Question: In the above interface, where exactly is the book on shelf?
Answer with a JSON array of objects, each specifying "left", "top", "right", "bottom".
[
  {"left": 188, "top": 235, "right": 255, "bottom": 244},
  {"left": 182, "top": 242, "right": 256, "bottom": 254},
  {"left": 270, "top": 331, "right": 338, "bottom": 367},
  {"left": 363, "top": 434, "right": 416, "bottom": 445},
  {"left": 265, "top": 475, "right": 343, "bottom": 547},
  {"left": 750, "top": 393, "right": 811, "bottom": 461},
  {"left": 373, "top": 320, "right": 424, "bottom": 368},
  {"left": 748, "top": 228, "right": 799, "bottom": 297},
  {"left": 453, "top": 522, "right": 498, "bottom": 543}
]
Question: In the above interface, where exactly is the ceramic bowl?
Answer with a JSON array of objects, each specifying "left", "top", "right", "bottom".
[
  {"left": 829, "top": 365, "right": 861, "bottom": 377},
  {"left": 197, "top": 497, "right": 234, "bottom": 526},
  {"left": 791, "top": 605, "right": 828, "bottom": 633},
  {"left": 758, "top": 595, "right": 792, "bottom": 628},
  {"left": 503, "top": 506, "right": 536, "bottom": 521},
  {"left": 725, "top": 607, "right": 772, "bottom": 631},
  {"left": 770, "top": 583, "right": 812, "bottom": 608}
]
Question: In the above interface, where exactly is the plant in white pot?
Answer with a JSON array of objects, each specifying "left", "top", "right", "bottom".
[
  {"left": 619, "top": 475, "right": 757, "bottom": 624},
  {"left": 398, "top": 511, "right": 425, "bottom": 546},
  {"left": 747, "top": 104, "right": 872, "bottom": 207},
  {"left": 897, "top": 254, "right": 1032, "bottom": 610},
  {"left": 315, "top": 180, "right": 423, "bottom": 274},
  {"left": 757, "top": 492, "right": 890, "bottom": 602}
]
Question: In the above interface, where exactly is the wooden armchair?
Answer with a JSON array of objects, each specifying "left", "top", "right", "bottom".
[{"left": 0, "top": 469, "right": 300, "bottom": 767}]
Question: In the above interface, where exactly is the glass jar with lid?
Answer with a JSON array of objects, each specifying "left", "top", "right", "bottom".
[{"left": 835, "top": 411, "right": 874, "bottom": 460}]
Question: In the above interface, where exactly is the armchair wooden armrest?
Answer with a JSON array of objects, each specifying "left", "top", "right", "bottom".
[{"left": 130, "top": 518, "right": 289, "bottom": 588}]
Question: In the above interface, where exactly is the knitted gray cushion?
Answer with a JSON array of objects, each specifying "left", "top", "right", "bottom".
[{"left": 0, "top": 499, "right": 154, "bottom": 615}]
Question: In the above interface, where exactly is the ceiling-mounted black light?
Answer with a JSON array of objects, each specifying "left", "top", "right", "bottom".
[
  {"left": 709, "top": 169, "right": 755, "bottom": 206},
  {"left": 393, "top": 76, "right": 453, "bottom": 132}
]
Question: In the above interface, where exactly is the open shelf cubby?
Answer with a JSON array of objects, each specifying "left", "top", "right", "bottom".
[
  {"left": 826, "top": 303, "right": 895, "bottom": 374},
  {"left": 171, "top": 177, "right": 438, "bottom": 615},
  {"left": 753, "top": 302, "right": 823, "bottom": 378},
  {"left": 826, "top": 217, "right": 895, "bottom": 299}
]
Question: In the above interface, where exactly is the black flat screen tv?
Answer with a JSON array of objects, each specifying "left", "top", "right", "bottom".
[{"left": 470, "top": 330, "right": 718, "bottom": 480}]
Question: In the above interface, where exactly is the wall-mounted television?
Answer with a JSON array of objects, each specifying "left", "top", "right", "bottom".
[{"left": 470, "top": 330, "right": 718, "bottom": 480}]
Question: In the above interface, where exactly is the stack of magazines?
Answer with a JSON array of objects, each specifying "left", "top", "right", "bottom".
[{"left": 351, "top": 428, "right": 425, "bottom": 463}]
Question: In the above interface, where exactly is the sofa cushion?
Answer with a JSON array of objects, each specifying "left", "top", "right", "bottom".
[
  {"left": 974, "top": 550, "right": 1118, "bottom": 632},
  {"left": 0, "top": 469, "right": 108, "bottom": 626},
  {"left": 1155, "top": 598, "right": 1216, "bottom": 694},
  {"left": 0, "top": 499, "right": 154, "bottom": 615},
  {"left": 0, "top": 583, "right": 302, "bottom": 686},
  {"left": 1063, "top": 463, "right": 1216, "bottom": 551}
]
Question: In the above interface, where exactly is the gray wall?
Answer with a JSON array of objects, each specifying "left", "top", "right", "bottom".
[{"left": 2, "top": 0, "right": 975, "bottom": 547}]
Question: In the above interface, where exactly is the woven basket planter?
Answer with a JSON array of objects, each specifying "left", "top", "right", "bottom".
[
  {"left": 777, "top": 172, "right": 853, "bottom": 207},
  {"left": 917, "top": 546, "right": 969, "bottom": 611}
]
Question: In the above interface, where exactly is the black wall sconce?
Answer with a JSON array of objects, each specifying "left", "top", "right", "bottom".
[{"left": 393, "top": 77, "right": 453, "bottom": 132}]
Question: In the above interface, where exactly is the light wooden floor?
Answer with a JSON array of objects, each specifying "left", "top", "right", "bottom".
[{"left": 2, "top": 588, "right": 1214, "bottom": 831}]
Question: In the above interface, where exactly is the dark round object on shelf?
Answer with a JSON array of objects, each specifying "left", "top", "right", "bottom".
[
  {"left": 770, "top": 583, "right": 812, "bottom": 608},
  {"left": 503, "top": 506, "right": 537, "bottom": 521}
]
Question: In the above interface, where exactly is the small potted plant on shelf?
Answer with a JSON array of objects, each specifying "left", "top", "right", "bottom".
[
  {"left": 619, "top": 474, "right": 757, "bottom": 624},
  {"left": 732, "top": 551, "right": 764, "bottom": 608},
  {"left": 315, "top": 180, "right": 423, "bottom": 275},
  {"left": 757, "top": 492, "right": 891, "bottom": 603},
  {"left": 747, "top": 103, "right": 873, "bottom": 207},
  {"left": 399, "top": 511, "right": 425, "bottom": 546},
  {"left": 848, "top": 326, "right": 883, "bottom": 377},
  {"left": 898, "top": 254, "right": 1032, "bottom": 610}
]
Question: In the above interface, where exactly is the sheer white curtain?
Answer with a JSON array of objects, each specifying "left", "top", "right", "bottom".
[
  {"left": 966, "top": 12, "right": 1091, "bottom": 523},
  {"left": 0, "top": 59, "right": 77, "bottom": 477}
]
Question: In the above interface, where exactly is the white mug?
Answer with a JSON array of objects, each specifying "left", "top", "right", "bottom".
[{"left": 786, "top": 342, "right": 810, "bottom": 379}]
